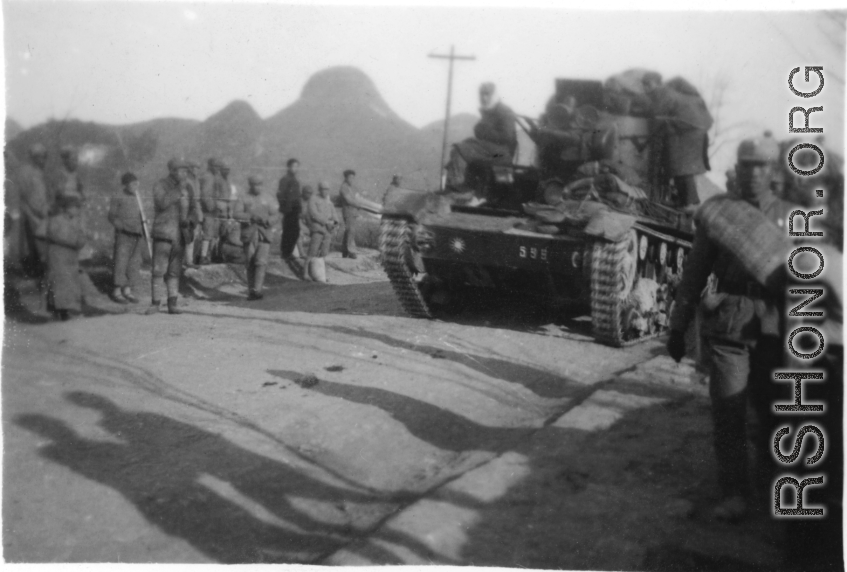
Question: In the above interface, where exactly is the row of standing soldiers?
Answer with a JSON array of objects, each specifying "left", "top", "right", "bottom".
[
  {"left": 116, "top": 157, "right": 383, "bottom": 311},
  {"left": 6, "top": 144, "right": 384, "bottom": 318}
]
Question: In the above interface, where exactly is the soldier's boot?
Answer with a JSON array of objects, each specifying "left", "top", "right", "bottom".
[
  {"left": 246, "top": 265, "right": 258, "bottom": 300},
  {"left": 165, "top": 278, "right": 181, "bottom": 315},
  {"left": 199, "top": 240, "right": 211, "bottom": 265},
  {"left": 711, "top": 392, "right": 750, "bottom": 522},
  {"left": 301, "top": 257, "right": 313, "bottom": 281},
  {"left": 121, "top": 287, "right": 139, "bottom": 304},
  {"left": 146, "top": 276, "right": 166, "bottom": 315},
  {"left": 183, "top": 241, "right": 197, "bottom": 268},
  {"left": 110, "top": 287, "right": 128, "bottom": 304},
  {"left": 253, "top": 265, "right": 266, "bottom": 299},
  {"left": 167, "top": 297, "right": 182, "bottom": 315}
]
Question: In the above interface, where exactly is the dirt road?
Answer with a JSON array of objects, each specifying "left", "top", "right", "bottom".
[{"left": 2, "top": 253, "right": 786, "bottom": 568}]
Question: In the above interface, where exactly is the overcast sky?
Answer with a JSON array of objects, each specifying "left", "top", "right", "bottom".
[{"left": 3, "top": 2, "right": 845, "bottom": 177}]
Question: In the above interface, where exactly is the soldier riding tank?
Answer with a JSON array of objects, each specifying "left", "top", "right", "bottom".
[{"left": 380, "top": 74, "right": 718, "bottom": 346}]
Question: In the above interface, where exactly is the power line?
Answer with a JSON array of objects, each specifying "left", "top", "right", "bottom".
[{"left": 429, "top": 46, "right": 476, "bottom": 191}]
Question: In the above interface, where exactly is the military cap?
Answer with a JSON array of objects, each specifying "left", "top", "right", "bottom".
[
  {"left": 121, "top": 172, "right": 138, "bottom": 185},
  {"left": 301, "top": 185, "right": 315, "bottom": 196},
  {"left": 207, "top": 157, "right": 220, "bottom": 168},
  {"left": 167, "top": 157, "right": 189, "bottom": 171},
  {"left": 479, "top": 82, "right": 496, "bottom": 95},
  {"left": 29, "top": 143, "right": 47, "bottom": 157},
  {"left": 737, "top": 136, "right": 779, "bottom": 164},
  {"left": 248, "top": 175, "right": 264, "bottom": 186},
  {"left": 59, "top": 145, "right": 76, "bottom": 158},
  {"left": 287, "top": 158, "right": 300, "bottom": 168},
  {"left": 318, "top": 181, "right": 331, "bottom": 190},
  {"left": 218, "top": 160, "right": 230, "bottom": 171},
  {"left": 343, "top": 169, "right": 356, "bottom": 178}
]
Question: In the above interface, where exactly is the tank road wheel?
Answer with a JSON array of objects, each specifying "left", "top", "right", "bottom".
[
  {"left": 379, "top": 217, "right": 432, "bottom": 318},
  {"left": 590, "top": 230, "right": 639, "bottom": 347}
]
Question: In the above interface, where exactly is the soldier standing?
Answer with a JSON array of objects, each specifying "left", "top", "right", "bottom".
[
  {"left": 146, "top": 158, "right": 190, "bottom": 315},
  {"left": 5, "top": 148, "right": 22, "bottom": 273},
  {"left": 642, "top": 72, "right": 713, "bottom": 209},
  {"left": 277, "top": 158, "right": 302, "bottom": 260},
  {"left": 16, "top": 143, "right": 51, "bottom": 279},
  {"left": 55, "top": 145, "right": 84, "bottom": 203},
  {"left": 339, "top": 170, "right": 360, "bottom": 259},
  {"left": 666, "top": 136, "right": 797, "bottom": 521},
  {"left": 45, "top": 195, "right": 87, "bottom": 321},
  {"left": 338, "top": 170, "right": 382, "bottom": 259},
  {"left": 233, "top": 175, "right": 280, "bottom": 300},
  {"left": 183, "top": 160, "right": 205, "bottom": 267},
  {"left": 307, "top": 181, "right": 340, "bottom": 282},
  {"left": 198, "top": 158, "right": 223, "bottom": 265},
  {"left": 220, "top": 162, "right": 237, "bottom": 203},
  {"left": 298, "top": 184, "right": 315, "bottom": 274},
  {"left": 107, "top": 172, "right": 144, "bottom": 304}
]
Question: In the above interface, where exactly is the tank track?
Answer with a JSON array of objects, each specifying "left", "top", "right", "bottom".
[
  {"left": 590, "top": 237, "right": 635, "bottom": 347},
  {"left": 379, "top": 217, "right": 432, "bottom": 319},
  {"left": 590, "top": 228, "right": 692, "bottom": 347}
]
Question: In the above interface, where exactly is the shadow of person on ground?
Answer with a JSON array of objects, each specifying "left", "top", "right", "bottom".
[
  {"left": 443, "top": 393, "right": 788, "bottom": 571},
  {"left": 313, "top": 325, "right": 585, "bottom": 399},
  {"left": 269, "top": 371, "right": 534, "bottom": 453},
  {"left": 13, "top": 391, "right": 431, "bottom": 563}
]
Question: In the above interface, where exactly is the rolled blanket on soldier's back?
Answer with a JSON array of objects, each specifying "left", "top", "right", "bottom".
[{"left": 696, "top": 195, "right": 793, "bottom": 288}]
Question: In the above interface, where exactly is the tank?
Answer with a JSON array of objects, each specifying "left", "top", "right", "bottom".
[{"left": 380, "top": 75, "right": 706, "bottom": 346}]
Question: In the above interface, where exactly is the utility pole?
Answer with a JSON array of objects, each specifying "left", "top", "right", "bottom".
[{"left": 429, "top": 46, "right": 475, "bottom": 190}]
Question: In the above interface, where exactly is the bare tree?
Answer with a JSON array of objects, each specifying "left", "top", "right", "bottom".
[
  {"left": 696, "top": 71, "right": 759, "bottom": 161},
  {"left": 764, "top": 11, "right": 845, "bottom": 87}
]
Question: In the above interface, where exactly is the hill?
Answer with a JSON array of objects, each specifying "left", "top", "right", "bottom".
[
  {"left": 7, "top": 67, "right": 446, "bottom": 202},
  {"left": 5, "top": 67, "right": 452, "bottom": 253},
  {"left": 421, "top": 112, "right": 479, "bottom": 151},
  {"left": 6, "top": 117, "right": 24, "bottom": 141},
  {"left": 264, "top": 66, "right": 439, "bottom": 192}
]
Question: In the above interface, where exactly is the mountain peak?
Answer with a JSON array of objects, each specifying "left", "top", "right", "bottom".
[
  {"left": 300, "top": 67, "right": 386, "bottom": 110},
  {"left": 206, "top": 99, "right": 262, "bottom": 126}
]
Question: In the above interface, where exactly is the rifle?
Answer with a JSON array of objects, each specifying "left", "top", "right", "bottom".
[{"left": 134, "top": 187, "right": 153, "bottom": 259}]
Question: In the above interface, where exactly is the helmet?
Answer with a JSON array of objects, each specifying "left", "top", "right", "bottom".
[
  {"left": 167, "top": 157, "right": 189, "bottom": 171},
  {"left": 248, "top": 175, "right": 263, "bottom": 186},
  {"left": 737, "top": 136, "right": 779, "bottom": 164},
  {"left": 479, "top": 82, "right": 496, "bottom": 95},
  {"left": 318, "top": 181, "right": 331, "bottom": 191}
]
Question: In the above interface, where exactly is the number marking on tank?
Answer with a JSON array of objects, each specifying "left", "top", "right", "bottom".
[{"left": 519, "top": 246, "right": 548, "bottom": 260}]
